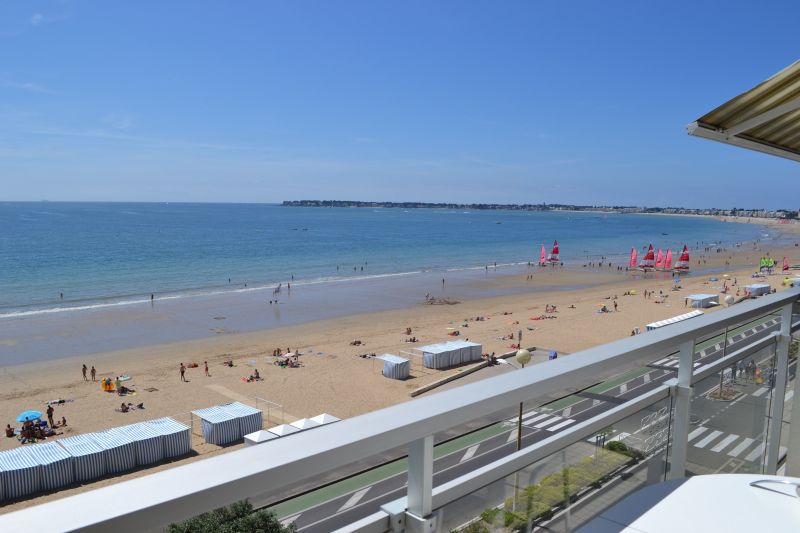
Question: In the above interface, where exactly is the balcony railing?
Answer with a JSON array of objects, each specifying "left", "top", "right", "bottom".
[{"left": 1, "top": 288, "right": 799, "bottom": 532}]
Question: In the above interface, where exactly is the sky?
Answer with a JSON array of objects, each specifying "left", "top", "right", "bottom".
[{"left": 1, "top": 1, "right": 798, "bottom": 208}]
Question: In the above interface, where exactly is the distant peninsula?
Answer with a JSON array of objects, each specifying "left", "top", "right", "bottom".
[{"left": 282, "top": 200, "right": 797, "bottom": 219}]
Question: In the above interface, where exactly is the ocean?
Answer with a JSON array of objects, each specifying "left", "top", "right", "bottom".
[{"left": 0, "top": 202, "right": 772, "bottom": 319}]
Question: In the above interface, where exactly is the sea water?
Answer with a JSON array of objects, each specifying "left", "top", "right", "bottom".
[{"left": 0, "top": 202, "right": 771, "bottom": 318}]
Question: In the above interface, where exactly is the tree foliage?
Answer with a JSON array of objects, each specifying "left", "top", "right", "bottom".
[{"left": 168, "top": 500, "right": 295, "bottom": 533}]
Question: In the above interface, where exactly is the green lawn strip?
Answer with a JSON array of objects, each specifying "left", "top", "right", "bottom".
[{"left": 269, "top": 423, "right": 509, "bottom": 518}]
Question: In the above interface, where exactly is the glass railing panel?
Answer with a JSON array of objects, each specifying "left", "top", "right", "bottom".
[
  {"left": 685, "top": 340, "right": 777, "bottom": 476},
  {"left": 436, "top": 396, "right": 673, "bottom": 533}
]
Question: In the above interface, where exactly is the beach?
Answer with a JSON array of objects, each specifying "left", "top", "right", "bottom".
[{"left": 1, "top": 232, "right": 799, "bottom": 511}]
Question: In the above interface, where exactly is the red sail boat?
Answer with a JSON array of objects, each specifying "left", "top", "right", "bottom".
[
  {"left": 547, "top": 240, "right": 560, "bottom": 263},
  {"left": 629, "top": 247, "right": 637, "bottom": 268},
  {"left": 655, "top": 249, "right": 664, "bottom": 269},
  {"left": 664, "top": 249, "right": 673, "bottom": 270},
  {"left": 539, "top": 244, "right": 546, "bottom": 266},
  {"left": 674, "top": 245, "right": 690, "bottom": 271},
  {"left": 639, "top": 244, "right": 655, "bottom": 270}
]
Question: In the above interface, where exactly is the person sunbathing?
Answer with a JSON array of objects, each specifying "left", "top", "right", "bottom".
[{"left": 120, "top": 402, "right": 129, "bottom": 413}]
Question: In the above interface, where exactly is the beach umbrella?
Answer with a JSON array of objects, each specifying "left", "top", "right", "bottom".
[{"left": 16, "top": 410, "right": 42, "bottom": 423}]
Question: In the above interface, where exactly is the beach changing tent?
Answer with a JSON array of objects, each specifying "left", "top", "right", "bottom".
[
  {"left": 144, "top": 417, "right": 191, "bottom": 459},
  {"left": 377, "top": 354, "right": 411, "bottom": 380},
  {"left": 745, "top": 283, "right": 771, "bottom": 297},
  {"left": 0, "top": 448, "right": 40, "bottom": 501},
  {"left": 192, "top": 405, "right": 241, "bottom": 445},
  {"left": 645, "top": 310, "right": 704, "bottom": 331},
  {"left": 685, "top": 294, "right": 718, "bottom": 309},
  {"left": 243, "top": 430, "right": 279, "bottom": 447},
  {"left": 110, "top": 423, "right": 165, "bottom": 466},
  {"left": 218, "top": 402, "right": 263, "bottom": 437},
  {"left": 91, "top": 430, "right": 137, "bottom": 474},
  {"left": 57, "top": 434, "right": 107, "bottom": 483},
  {"left": 419, "top": 340, "right": 483, "bottom": 369},
  {"left": 310, "top": 413, "right": 340, "bottom": 425},
  {"left": 26, "top": 441, "right": 74, "bottom": 492}
]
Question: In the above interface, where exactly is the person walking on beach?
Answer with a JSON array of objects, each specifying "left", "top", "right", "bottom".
[
  {"left": 90, "top": 366, "right": 96, "bottom": 381},
  {"left": 46, "top": 404, "right": 55, "bottom": 427},
  {"left": 204, "top": 361, "right": 210, "bottom": 377},
  {"left": 82, "top": 364, "right": 87, "bottom": 381},
  {"left": 180, "top": 363, "right": 187, "bottom": 382}
]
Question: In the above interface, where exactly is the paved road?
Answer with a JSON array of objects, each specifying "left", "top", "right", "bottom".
[{"left": 269, "top": 314, "right": 798, "bottom": 531}]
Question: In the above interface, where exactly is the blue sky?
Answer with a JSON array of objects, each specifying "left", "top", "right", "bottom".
[{"left": 1, "top": 1, "right": 798, "bottom": 208}]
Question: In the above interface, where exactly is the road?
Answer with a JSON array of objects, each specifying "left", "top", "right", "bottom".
[{"left": 268, "top": 314, "right": 798, "bottom": 531}]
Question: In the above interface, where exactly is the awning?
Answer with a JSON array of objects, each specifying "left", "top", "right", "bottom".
[{"left": 687, "top": 60, "right": 800, "bottom": 162}]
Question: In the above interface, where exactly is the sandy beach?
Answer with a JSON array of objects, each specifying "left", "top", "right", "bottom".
[{"left": 1, "top": 231, "right": 798, "bottom": 512}]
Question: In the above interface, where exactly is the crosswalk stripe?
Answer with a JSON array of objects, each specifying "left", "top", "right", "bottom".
[
  {"left": 745, "top": 442, "right": 766, "bottom": 462},
  {"left": 652, "top": 357, "right": 672, "bottom": 366},
  {"left": 525, "top": 413, "right": 550, "bottom": 423},
  {"left": 710, "top": 434, "right": 739, "bottom": 453},
  {"left": 728, "top": 437, "right": 755, "bottom": 458},
  {"left": 533, "top": 417, "right": 563, "bottom": 429},
  {"left": 687, "top": 427, "right": 708, "bottom": 442},
  {"left": 547, "top": 419, "right": 576, "bottom": 431},
  {"left": 460, "top": 444, "right": 480, "bottom": 463},
  {"left": 694, "top": 430, "right": 723, "bottom": 449},
  {"left": 752, "top": 387, "right": 770, "bottom": 397}
]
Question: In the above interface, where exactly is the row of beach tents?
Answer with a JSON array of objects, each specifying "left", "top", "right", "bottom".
[{"left": 0, "top": 417, "right": 190, "bottom": 502}]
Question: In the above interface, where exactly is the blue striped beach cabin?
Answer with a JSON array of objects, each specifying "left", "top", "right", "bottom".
[
  {"left": 110, "top": 423, "right": 164, "bottom": 466},
  {"left": 0, "top": 448, "right": 40, "bottom": 501},
  {"left": 219, "top": 402, "right": 263, "bottom": 436},
  {"left": 26, "top": 442, "right": 74, "bottom": 492},
  {"left": 144, "top": 417, "right": 191, "bottom": 459},
  {"left": 90, "top": 430, "right": 137, "bottom": 474},
  {"left": 57, "top": 434, "right": 107, "bottom": 483},
  {"left": 192, "top": 406, "right": 241, "bottom": 445}
]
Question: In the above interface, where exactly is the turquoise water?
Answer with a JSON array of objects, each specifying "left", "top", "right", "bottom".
[{"left": 0, "top": 202, "right": 770, "bottom": 317}]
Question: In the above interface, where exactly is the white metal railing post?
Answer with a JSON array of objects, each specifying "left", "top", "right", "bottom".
[
  {"left": 667, "top": 339, "right": 695, "bottom": 479},
  {"left": 765, "top": 304, "right": 793, "bottom": 473},
  {"left": 406, "top": 435, "right": 435, "bottom": 531}
]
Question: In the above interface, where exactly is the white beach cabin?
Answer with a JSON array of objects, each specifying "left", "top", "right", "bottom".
[
  {"left": 684, "top": 294, "right": 718, "bottom": 309},
  {"left": 290, "top": 418, "right": 322, "bottom": 431},
  {"left": 243, "top": 430, "right": 279, "bottom": 447},
  {"left": 377, "top": 354, "right": 411, "bottom": 380},
  {"left": 267, "top": 424, "right": 300, "bottom": 438},
  {"left": 310, "top": 413, "right": 340, "bottom": 425},
  {"left": 418, "top": 340, "right": 483, "bottom": 369},
  {"left": 745, "top": 283, "right": 771, "bottom": 297}
]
